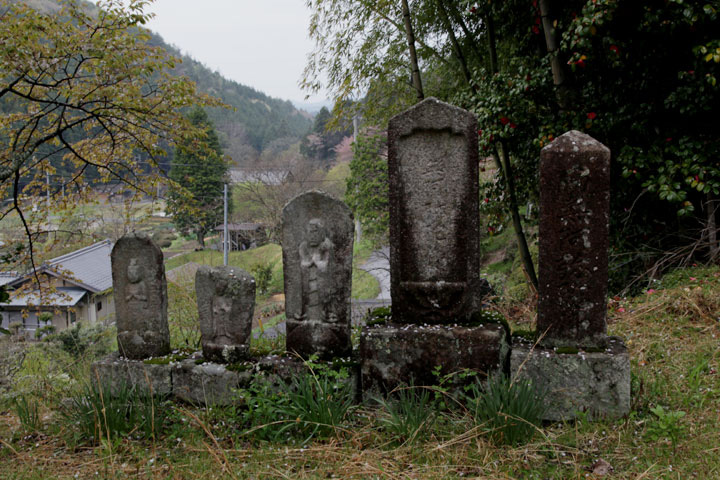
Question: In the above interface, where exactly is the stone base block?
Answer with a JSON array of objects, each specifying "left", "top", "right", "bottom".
[
  {"left": 286, "top": 319, "right": 351, "bottom": 360},
  {"left": 510, "top": 337, "right": 630, "bottom": 421},
  {"left": 91, "top": 352, "right": 172, "bottom": 396},
  {"left": 360, "top": 323, "right": 509, "bottom": 395},
  {"left": 91, "top": 352, "right": 359, "bottom": 405},
  {"left": 172, "top": 359, "right": 253, "bottom": 405}
]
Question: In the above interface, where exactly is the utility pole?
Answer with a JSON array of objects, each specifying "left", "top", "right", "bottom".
[
  {"left": 223, "top": 183, "right": 229, "bottom": 266},
  {"left": 46, "top": 170, "right": 50, "bottom": 227}
]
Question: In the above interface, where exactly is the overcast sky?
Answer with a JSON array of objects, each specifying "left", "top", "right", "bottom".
[{"left": 141, "top": 0, "right": 327, "bottom": 107}]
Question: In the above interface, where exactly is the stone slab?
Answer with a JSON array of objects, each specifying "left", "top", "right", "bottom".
[
  {"left": 360, "top": 323, "right": 509, "bottom": 395},
  {"left": 510, "top": 337, "right": 630, "bottom": 421},
  {"left": 91, "top": 352, "right": 172, "bottom": 396},
  {"left": 388, "top": 98, "right": 482, "bottom": 324},
  {"left": 172, "top": 357, "right": 253, "bottom": 405}
]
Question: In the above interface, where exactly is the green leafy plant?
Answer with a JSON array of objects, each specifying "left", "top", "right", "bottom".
[
  {"left": 281, "top": 367, "right": 355, "bottom": 442},
  {"left": 237, "top": 361, "right": 355, "bottom": 443},
  {"left": 61, "top": 380, "right": 167, "bottom": 446},
  {"left": 466, "top": 375, "right": 546, "bottom": 446},
  {"left": 13, "top": 394, "right": 40, "bottom": 433},
  {"left": 374, "top": 385, "right": 437, "bottom": 445},
  {"left": 251, "top": 263, "right": 273, "bottom": 295},
  {"left": 49, "top": 323, "right": 112, "bottom": 359},
  {"left": 645, "top": 406, "right": 686, "bottom": 450},
  {"left": 35, "top": 324, "right": 56, "bottom": 339}
]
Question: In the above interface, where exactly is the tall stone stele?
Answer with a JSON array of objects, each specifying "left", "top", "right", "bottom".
[
  {"left": 388, "top": 97, "right": 482, "bottom": 323},
  {"left": 360, "top": 98, "right": 507, "bottom": 394},
  {"left": 111, "top": 233, "right": 170, "bottom": 360},
  {"left": 536, "top": 130, "right": 611, "bottom": 348},
  {"left": 281, "top": 191, "right": 354, "bottom": 359},
  {"left": 511, "top": 130, "right": 630, "bottom": 421},
  {"left": 196, "top": 266, "right": 256, "bottom": 363}
]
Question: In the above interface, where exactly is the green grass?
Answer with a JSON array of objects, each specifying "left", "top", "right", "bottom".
[
  {"left": 165, "top": 240, "right": 381, "bottom": 300},
  {"left": 2, "top": 264, "right": 720, "bottom": 480},
  {"left": 11, "top": 241, "right": 720, "bottom": 478}
]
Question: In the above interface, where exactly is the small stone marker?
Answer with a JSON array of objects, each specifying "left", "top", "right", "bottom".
[
  {"left": 196, "top": 265, "right": 255, "bottom": 363},
  {"left": 537, "top": 130, "right": 610, "bottom": 348},
  {"left": 282, "top": 191, "right": 354, "bottom": 359},
  {"left": 111, "top": 233, "right": 170, "bottom": 360},
  {"left": 388, "top": 97, "right": 481, "bottom": 323}
]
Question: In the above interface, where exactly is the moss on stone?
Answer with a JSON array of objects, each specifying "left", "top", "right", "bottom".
[
  {"left": 226, "top": 362, "right": 254, "bottom": 373},
  {"left": 143, "top": 352, "right": 189, "bottom": 365},
  {"left": 511, "top": 329, "right": 536, "bottom": 341},
  {"left": 366, "top": 306, "right": 392, "bottom": 326},
  {"left": 555, "top": 346, "right": 580, "bottom": 354},
  {"left": 465, "top": 310, "right": 510, "bottom": 331}
]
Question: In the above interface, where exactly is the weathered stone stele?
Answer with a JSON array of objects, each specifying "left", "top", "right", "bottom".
[
  {"left": 537, "top": 130, "right": 611, "bottom": 348},
  {"left": 388, "top": 97, "right": 481, "bottom": 323},
  {"left": 282, "top": 191, "right": 354, "bottom": 359},
  {"left": 196, "top": 265, "right": 255, "bottom": 363},
  {"left": 111, "top": 233, "right": 170, "bottom": 359}
]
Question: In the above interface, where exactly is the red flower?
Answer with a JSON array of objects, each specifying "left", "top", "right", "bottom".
[
  {"left": 609, "top": 44, "right": 619, "bottom": 54},
  {"left": 695, "top": 175, "right": 700, "bottom": 182},
  {"left": 470, "top": 6, "right": 476, "bottom": 13},
  {"left": 576, "top": 58, "right": 586, "bottom": 67},
  {"left": 484, "top": 198, "right": 490, "bottom": 203},
  {"left": 500, "top": 116, "right": 510, "bottom": 125},
  {"left": 666, "top": 137, "right": 672, "bottom": 142},
  {"left": 478, "top": 129, "right": 483, "bottom": 136},
  {"left": 510, "top": 122, "right": 517, "bottom": 129},
  {"left": 532, "top": 25, "right": 540, "bottom": 34},
  {"left": 587, "top": 112, "right": 597, "bottom": 120}
]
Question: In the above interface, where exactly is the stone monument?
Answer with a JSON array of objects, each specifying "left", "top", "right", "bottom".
[
  {"left": 511, "top": 131, "right": 630, "bottom": 420},
  {"left": 111, "top": 232, "right": 170, "bottom": 360},
  {"left": 196, "top": 265, "right": 255, "bottom": 363},
  {"left": 361, "top": 98, "right": 508, "bottom": 393},
  {"left": 282, "top": 191, "right": 354, "bottom": 359},
  {"left": 387, "top": 98, "right": 482, "bottom": 323}
]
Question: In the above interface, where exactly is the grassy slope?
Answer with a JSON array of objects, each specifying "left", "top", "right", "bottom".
[
  {"left": 1, "top": 265, "right": 718, "bottom": 478},
  {"left": 165, "top": 240, "right": 380, "bottom": 300}
]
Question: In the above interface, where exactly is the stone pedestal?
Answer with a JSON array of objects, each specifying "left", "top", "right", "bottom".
[
  {"left": 91, "top": 352, "right": 358, "bottom": 405},
  {"left": 360, "top": 323, "right": 509, "bottom": 395},
  {"left": 510, "top": 337, "right": 630, "bottom": 421},
  {"left": 91, "top": 352, "right": 172, "bottom": 396},
  {"left": 172, "top": 358, "right": 253, "bottom": 405}
]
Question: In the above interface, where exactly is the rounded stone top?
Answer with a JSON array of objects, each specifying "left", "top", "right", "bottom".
[
  {"left": 542, "top": 130, "right": 610, "bottom": 156},
  {"left": 282, "top": 190, "right": 353, "bottom": 219},
  {"left": 112, "top": 231, "right": 162, "bottom": 256},
  {"left": 389, "top": 97, "right": 477, "bottom": 137}
]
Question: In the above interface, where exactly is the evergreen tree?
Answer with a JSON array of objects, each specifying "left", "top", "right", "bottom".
[{"left": 167, "top": 108, "right": 229, "bottom": 247}]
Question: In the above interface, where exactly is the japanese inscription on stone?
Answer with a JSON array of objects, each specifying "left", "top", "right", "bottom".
[{"left": 388, "top": 98, "right": 481, "bottom": 323}]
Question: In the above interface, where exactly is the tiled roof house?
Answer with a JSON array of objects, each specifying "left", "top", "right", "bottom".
[{"left": 0, "top": 240, "right": 115, "bottom": 335}]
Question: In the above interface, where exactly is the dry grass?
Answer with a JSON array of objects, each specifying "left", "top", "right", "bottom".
[{"left": 1, "top": 267, "right": 719, "bottom": 479}]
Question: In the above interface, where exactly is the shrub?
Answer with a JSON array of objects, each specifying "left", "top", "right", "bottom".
[
  {"left": 251, "top": 263, "right": 273, "bottom": 295},
  {"left": 48, "top": 323, "right": 112, "bottom": 359},
  {"left": 466, "top": 375, "right": 546, "bottom": 446},
  {"left": 35, "top": 324, "right": 56, "bottom": 339}
]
